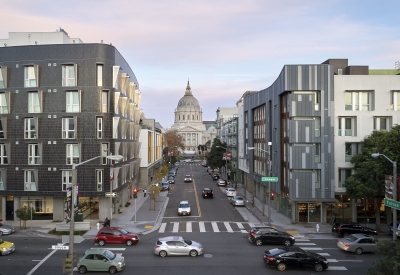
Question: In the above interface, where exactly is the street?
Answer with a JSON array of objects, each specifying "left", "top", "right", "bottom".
[{"left": 0, "top": 163, "right": 381, "bottom": 275}]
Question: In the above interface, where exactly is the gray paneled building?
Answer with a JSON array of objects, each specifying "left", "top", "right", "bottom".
[{"left": 0, "top": 30, "right": 141, "bottom": 222}]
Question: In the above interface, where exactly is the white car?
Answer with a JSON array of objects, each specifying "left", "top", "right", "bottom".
[
  {"left": 224, "top": 188, "right": 237, "bottom": 197},
  {"left": 178, "top": 201, "right": 191, "bottom": 216},
  {"left": 230, "top": 196, "right": 245, "bottom": 206}
]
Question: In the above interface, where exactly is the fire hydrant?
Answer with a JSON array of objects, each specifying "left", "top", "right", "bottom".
[{"left": 316, "top": 224, "right": 320, "bottom": 233}]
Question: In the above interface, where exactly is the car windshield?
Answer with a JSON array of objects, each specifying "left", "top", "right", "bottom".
[
  {"left": 180, "top": 203, "right": 189, "bottom": 208},
  {"left": 183, "top": 239, "right": 192, "bottom": 245},
  {"left": 235, "top": 197, "right": 243, "bottom": 200},
  {"left": 120, "top": 229, "right": 128, "bottom": 235},
  {"left": 185, "top": 175, "right": 190, "bottom": 178},
  {"left": 344, "top": 235, "right": 358, "bottom": 242},
  {"left": 102, "top": 249, "right": 116, "bottom": 260}
]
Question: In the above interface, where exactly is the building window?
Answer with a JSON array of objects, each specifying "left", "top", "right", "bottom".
[
  {"left": 28, "top": 144, "right": 40, "bottom": 164},
  {"left": 338, "top": 117, "right": 356, "bottom": 137},
  {"left": 338, "top": 168, "right": 353, "bottom": 188},
  {"left": 390, "top": 91, "right": 400, "bottom": 111},
  {"left": 28, "top": 92, "right": 41, "bottom": 113},
  {"left": 0, "top": 93, "right": 9, "bottom": 114},
  {"left": 66, "top": 91, "right": 80, "bottom": 112},
  {"left": 24, "top": 170, "right": 37, "bottom": 191},
  {"left": 0, "top": 170, "right": 5, "bottom": 190},
  {"left": 96, "top": 169, "right": 103, "bottom": 191},
  {"left": 66, "top": 144, "right": 80, "bottom": 164},
  {"left": 315, "top": 143, "right": 320, "bottom": 163},
  {"left": 102, "top": 143, "right": 109, "bottom": 165},
  {"left": 0, "top": 144, "right": 8, "bottom": 164},
  {"left": 345, "top": 142, "right": 361, "bottom": 162},
  {"left": 374, "top": 117, "right": 390, "bottom": 131},
  {"left": 24, "top": 65, "right": 38, "bottom": 87},
  {"left": 25, "top": 118, "right": 37, "bottom": 139},
  {"left": 0, "top": 66, "right": 5, "bottom": 88},
  {"left": 315, "top": 170, "right": 321, "bottom": 189},
  {"left": 314, "top": 117, "right": 320, "bottom": 137},
  {"left": 62, "top": 65, "right": 77, "bottom": 86},
  {"left": 97, "top": 64, "right": 103, "bottom": 86},
  {"left": 314, "top": 92, "right": 320, "bottom": 111},
  {"left": 0, "top": 118, "right": 6, "bottom": 139},
  {"left": 345, "top": 91, "right": 372, "bottom": 111},
  {"left": 97, "top": 117, "right": 103, "bottom": 139},
  {"left": 62, "top": 117, "right": 76, "bottom": 139},
  {"left": 62, "top": 170, "right": 72, "bottom": 191},
  {"left": 101, "top": 91, "right": 108, "bottom": 112}
]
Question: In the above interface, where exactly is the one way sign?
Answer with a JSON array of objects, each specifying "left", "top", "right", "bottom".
[{"left": 105, "top": 192, "right": 117, "bottom": 197}]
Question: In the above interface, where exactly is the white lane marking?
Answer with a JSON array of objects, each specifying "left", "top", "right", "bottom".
[
  {"left": 327, "top": 266, "right": 348, "bottom": 270},
  {"left": 327, "top": 259, "right": 338, "bottom": 262},
  {"left": 172, "top": 222, "right": 179, "bottom": 232},
  {"left": 241, "top": 230, "right": 248, "bottom": 233},
  {"left": 295, "top": 243, "right": 316, "bottom": 246},
  {"left": 27, "top": 245, "right": 59, "bottom": 275},
  {"left": 248, "top": 223, "right": 255, "bottom": 228},
  {"left": 224, "top": 222, "right": 234, "bottom": 233},
  {"left": 301, "top": 247, "right": 323, "bottom": 250},
  {"left": 236, "top": 222, "right": 244, "bottom": 229},
  {"left": 199, "top": 222, "right": 206, "bottom": 232},
  {"left": 211, "top": 222, "right": 220, "bottom": 232},
  {"left": 317, "top": 253, "right": 331, "bottom": 256},
  {"left": 159, "top": 223, "right": 166, "bottom": 233},
  {"left": 186, "top": 222, "right": 192, "bottom": 232}
]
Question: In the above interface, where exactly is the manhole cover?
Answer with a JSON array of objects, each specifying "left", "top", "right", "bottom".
[{"left": 204, "top": 254, "right": 212, "bottom": 258}]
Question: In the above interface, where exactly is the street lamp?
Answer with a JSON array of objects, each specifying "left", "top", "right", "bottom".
[
  {"left": 216, "top": 146, "right": 228, "bottom": 181},
  {"left": 67, "top": 154, "right": 122, "bottom": 275},
  {"left": 248, "top": 141, "right": 273, "bottom": 226},
  {"left": 371, "top": 153, "right": 397, "bottom": 241}
]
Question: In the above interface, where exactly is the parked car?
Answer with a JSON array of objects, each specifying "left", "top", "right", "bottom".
[
  {"left": 331, "top": 222, "right": 377, "bottom": 237},
  {"left": 161, "top": 182, "right": 170, "bottom": 191},
  {"left": 216, "top": 179, "right": 229, "bottom": 187},
  {"left": 94, "top": 227, "right": 139, "bottom": 246},
  {"left": 211, "top": 173, "right": 220, "bottom": 180},
  {"left": 178, "top": 201, "right": 191, "bottom": 216},
  {"left": 0, "top": 238, "right": 15, "bottom": 255},
  {"left": 168, "top": 171, "right": 176, "bottom": 177},
  {"left": 184, "top": 175, "right": 192, "bottom": 182},
  {"left": 208, "top": 169, "right": 214, "bottom": 175},
  {"left": 263, "top": 246, "right": 329, "bottom": 272},
  {"left": 387, "top": 221, "right": 399, "bottom": 235},
  {"left": 0, "top": 223, "right": 15, "bottom": 236},
  {"left": 249, "top": 227, "right": 295, "bottom": 246},
  {"left": 168, "top": 177, "right": 175, "bottom": 184},
  {"left": 202, "top": 188, "right": 213, "bottom": 198},
  {"left": 230, "top": 196, "right": 245, "bottom": 206},
  {"left": 337, "top": 233, "right": 378, "bottom": 255},
  {"left": 224, "top": 188, "right": 237, "bottom": 197},
  {"left": 154, "top": 236, "right": 203, "bottom": 257},
  {"left": 77, "top": 248, "right": 125, "bottom": 274}
]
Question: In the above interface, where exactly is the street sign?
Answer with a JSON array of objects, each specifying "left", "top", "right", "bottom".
[
  {"left": 105, "top": 192, "right": 117, "bottom": 197},
  {"left": 384, "top": 198, "right": 400, "bottom": 211},
  {"left": 262, "top": 177, "right": 278, "bottom": 182},
  {"left": 52, "top": 243, "right": 69, "bottom": 250}
]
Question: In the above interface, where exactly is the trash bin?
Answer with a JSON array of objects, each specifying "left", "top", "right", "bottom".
[{"left": 75, "top": 213, "right": 83, "bottom": 222}]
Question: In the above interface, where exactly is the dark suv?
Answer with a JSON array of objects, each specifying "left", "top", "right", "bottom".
[
  {"left": 331, "top": 222, "right": 377, "bottom": 237},
  {"left": 249, "top": 227, "right": 295, "bottom": 246},
  {"left": 202, "top": 188, "right": 213, "bottom": 198}
]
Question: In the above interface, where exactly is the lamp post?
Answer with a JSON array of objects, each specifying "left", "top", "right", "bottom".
[
  {"left": 371, "top": 153, "right": 397, "bottom": 241},
  {"left": 249, "top": 141, "right": 273, "bottom": 226},
  {"left": 216, "top": 146, "right": 228, "bottom": 181},
  {"left": 67, "top": 154, "right": 122, "bottom": 275}
]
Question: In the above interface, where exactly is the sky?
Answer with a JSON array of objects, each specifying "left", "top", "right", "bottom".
[{"left": 1, "top": 0, "right": 400, "bottom": 128}]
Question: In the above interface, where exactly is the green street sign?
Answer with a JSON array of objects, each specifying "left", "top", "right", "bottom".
[
  {"left": 262, "top": 177, "right": 278, "bottom": 182},
  {"left": 384, "top": 198, "right": 400, "bottom": 211}
]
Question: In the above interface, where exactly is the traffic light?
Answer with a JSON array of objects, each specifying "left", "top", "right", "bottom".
[
  {"left": 270, "top": 193, "right": 275, "bottom": 200},
  {"left": 133, "top": 188, "right": 138, "bottom": 199}
]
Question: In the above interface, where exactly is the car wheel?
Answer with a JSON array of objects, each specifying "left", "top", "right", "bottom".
[
  {"left": 109, "top": 266, "right": 117, "bottom": 274},
  {"left": 159, "top": 250, "right": 167, "bottom": 257},
  {"left": 283, "top": 240, "right": 291, "bottom": 247},
  {"left": 255, "top": 239, "right": 263, "bottom": 246},
  {"left": 314, "top": 263, "right": 323, "bottom": 272},
  {"left": 355, "top": 247, "right": 363, "bottom": 255},
  {"left": 277, "top": 263, "right": 287, "bottom": 271},
  {"left": 99, "top": 240, "right": 106, "bottom": 246},
  {"left": 78, "top": 266, "right": 87, "bottom": 274},
  {"left": 126, "top": 240, "right": 133, "bottom": 246},
  {"left": 189, "top": 250, "right": 198, "bottom": 257}
]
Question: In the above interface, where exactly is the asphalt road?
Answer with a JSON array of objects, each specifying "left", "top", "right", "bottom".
[{"left": 0, "top": 163, "right": 381, "bottom": 275}]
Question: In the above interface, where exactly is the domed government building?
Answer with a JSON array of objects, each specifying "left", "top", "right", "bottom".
[{"left": 171, "top": 81, "right": 217, "bottom": 155}]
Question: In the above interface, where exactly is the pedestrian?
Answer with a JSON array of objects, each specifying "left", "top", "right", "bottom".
[
  {"left": 144, "top": 189, "right": 147, "bottom": 197},
  {"left": 103, "top": 217, "right": 110, "bottom": 227}
]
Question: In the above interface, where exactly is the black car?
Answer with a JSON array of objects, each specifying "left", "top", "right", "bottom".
[
  {"left": 202, "top": 188, "right": 213, "bottom": 198},
  {"left": 249, "top": 227, "right": 295, "bottom": 246},
  {"left": 211, "top": 173, "right": 220, "bottom": 180},
  {"left": 263, "top": 246, "right": 329, "bottom": 272},
  {"left": 168, "top": 177, "right": 175, "bottom": 184},
  {"left": 331, "top": 222, "right": 378, "bottom": 237}
]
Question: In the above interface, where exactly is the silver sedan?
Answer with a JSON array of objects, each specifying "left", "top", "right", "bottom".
[
  {"left": 337, "top": 234, "right": 377, "bottom": 254},
  {"left": 224, "top": 188, "right": 237, "bottom": 197},
  {"left": 154, "top": 236, "right": 203, "bottom": 257},
  {"left": 230, "top": 196, "right": 245, "bottom": 206},
  {"left": 0, "top": 223, "right": 15, "bottom": 236}
]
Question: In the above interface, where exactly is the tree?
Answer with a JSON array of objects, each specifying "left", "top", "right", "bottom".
[
  {"left": 365, "top": 240, "right": 400, "bottom": 275},
  {"left": 16, "top": 205, "right": 34, "bottom": 229},
  {"left": 163, "top": 130, "right": 184, "bottom": 165},
  {"left": 206, "top": 138, "right": 227, "bottom": 171},
  {"left": 344, "top": 125, "right": 400, "bottom": 231}
]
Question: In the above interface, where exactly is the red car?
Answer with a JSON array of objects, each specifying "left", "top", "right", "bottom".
[{"left": 94, "top": 227, "right": 139, "bottom": 246}]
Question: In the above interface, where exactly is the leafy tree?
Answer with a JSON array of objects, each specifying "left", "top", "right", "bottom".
[
  {"left": 344, "top": 125, "right": 400, "bottom": 231},
  {"left": 16, "top": 205, "right": 34, "bottom": 229},
  {"left": 163, "top": 130, "right": 184, "bottom": 165},
  {"left": 365, "top": 240, "right": 400, "bottom": 275},
  {"left": 206, "top": 138, "right": 227, "bottom": 172}
]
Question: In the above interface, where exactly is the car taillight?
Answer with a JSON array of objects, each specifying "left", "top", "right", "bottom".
[
  {"left": 212, "top": 192, "right": 214, "bottom": 194},
  {"left": 250, "top": 232, "right": 255, "bottom": 237},
  {"left": 266, "top": 257, "right": 275, "bottom": 261},
  {"left": 155, "top": 245, "right": 160, "bottom": 248},
  {"left": 337, "top": 227, "right": 342, "bottom": 231},
  {"left": 345, "top": 243, "right": 350, "bottom": 248}
]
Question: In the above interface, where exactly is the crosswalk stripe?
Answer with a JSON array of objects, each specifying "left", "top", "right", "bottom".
[
  {"left": 236, "top": 222, "right": 244, "bottom": 229},
  {"left": 199, "top": 222, "right": 206, "bottom": 232},
  {"left": 301, "top": 247, "right": 323, "bottom": 250},
  {"left": 186, "top": 222, "right": 192, "bottom": 232},
  {"left": 248, "top": 223, "right": 255, "bottom": 228},
  {"left": 159, "top": 223, "right": 166, "bottom": 233},
  {"left": 327, "top": 267, "right": 348, "bottom": 270},
  {"left": 317, "top": 253, "right": 331, "bottom": 256},
  {"left": 295, "top": 243, "right": 316, "bottom": 246},
  {"left": 224, "top": 222, "right": 234, "bottom": 233},
  {"left": 172, "top": 222, "right": 179, "bottom": 232},
  {"left": 327, "top": 259, "right": 338, "bottom": 262},
  {"left": 211, "top": 222, "right": 220, "bottom": 232}
]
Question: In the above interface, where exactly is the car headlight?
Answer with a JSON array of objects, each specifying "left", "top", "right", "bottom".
[
  {"left": 290, "top": 236, "right": 294, "bottom": 239},
  {"left": 323, "top": 260, "right": 328, "bottom": 264}
]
